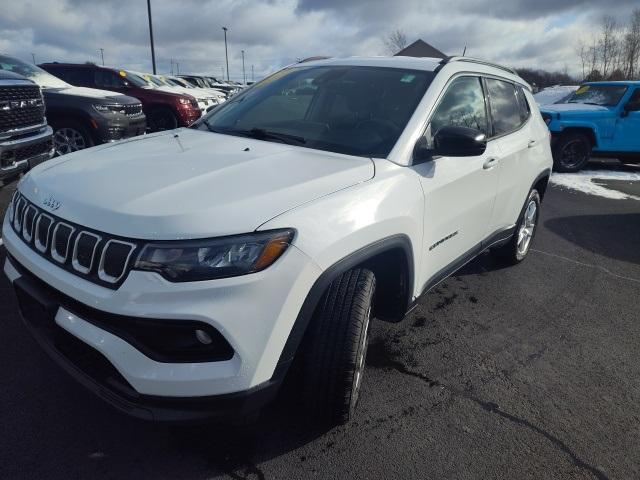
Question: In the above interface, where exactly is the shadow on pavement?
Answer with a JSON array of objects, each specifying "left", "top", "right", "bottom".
[{"left": 545, "top": 213, "right": 640, "bottom": 265}]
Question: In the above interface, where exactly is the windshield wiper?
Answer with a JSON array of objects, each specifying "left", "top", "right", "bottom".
[{"left": 204, "top": 125, "right": 306, "bottom": 145}]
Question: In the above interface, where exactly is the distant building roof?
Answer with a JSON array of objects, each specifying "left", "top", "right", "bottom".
[{"left": 395, "top": 40, "right": 446, "bottom": 59}]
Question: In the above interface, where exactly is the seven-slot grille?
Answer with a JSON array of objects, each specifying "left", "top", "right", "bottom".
[
  {"left": 123, "top": 103, "right": 143, "bottom": 116},
  {"left": 0, "top": 85, "right": 45, "bottom": 133},
  {"left": 8, "top": 192, "right": 138, "bottom": 289}
]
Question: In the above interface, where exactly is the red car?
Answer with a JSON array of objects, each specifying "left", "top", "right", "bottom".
[{"left": 40, "top": 63, "right": 201, "bottom": 131}]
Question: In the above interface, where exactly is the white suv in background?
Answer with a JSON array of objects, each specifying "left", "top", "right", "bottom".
[{"left": 3, "top": 56, "right": 552, "bottom": 425}]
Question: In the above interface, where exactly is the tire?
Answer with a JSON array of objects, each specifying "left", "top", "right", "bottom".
[
  {"left": 299, "top": 268, "right": 376, "bottom": 426},
  {"left": 552, "top": 132, "right": 591, "bottom": 172},
  {"left": 147, "top": 108, "right": 178, "bottom": 132},
  {"left": 51, "top": 120, "right": 94, "bottom": 157},
  {"left": 493, "top": 189, "right": 541, "bottom": 265}
]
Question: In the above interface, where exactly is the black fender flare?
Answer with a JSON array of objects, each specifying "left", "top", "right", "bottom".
[{"left": 272, "top": 234, "right": 414, "bottom": 379}]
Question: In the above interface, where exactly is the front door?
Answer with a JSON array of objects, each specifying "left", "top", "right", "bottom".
[
  {"left": 615, "top": 88, "right": 640, "bottom": 151},
  {"left": 411, "top": 75, "right": 499, "bottom": 292}
]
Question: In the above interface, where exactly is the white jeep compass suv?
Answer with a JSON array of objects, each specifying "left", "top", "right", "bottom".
[{"left": 3, "top": 56, "right": 552, "bottom": 425}]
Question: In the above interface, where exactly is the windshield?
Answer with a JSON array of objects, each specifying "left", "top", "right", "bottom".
[
  {"left": 199, "top": 65, "right": 434, "bottom": 157},
  {"left": 123, "top": 71, "right": 151, "bottom": 88},
  {"left": 0, "top": 54, "right": 69, "bottom": 88},
  {"left": 567, "top": 85, "right": 628, "bottom": 106}
]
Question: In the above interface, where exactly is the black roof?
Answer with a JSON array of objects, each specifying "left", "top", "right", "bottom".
[
  {"left": 395, "top": 40, "right": 446, "bottom": 59},
  {"left": 0, "top": 69, "right": 31, "bottom": 81}
]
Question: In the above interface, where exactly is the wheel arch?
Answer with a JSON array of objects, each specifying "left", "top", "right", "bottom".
[
  {"left": 558, "top": 126, "right": 598, "bottom": 148},
  {"left": 46, "top": 108, "right": 99, "bottom": 143},
  {"left": 274, "top": 234, "right": 414, "bottom": 374}
]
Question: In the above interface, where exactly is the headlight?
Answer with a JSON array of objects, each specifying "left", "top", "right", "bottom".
[
  {"left": 93, "top": 104, "right": 126, "bottom": 115},
  {"left": 134, "top": 229, "right": 294, "bottom": 282}
]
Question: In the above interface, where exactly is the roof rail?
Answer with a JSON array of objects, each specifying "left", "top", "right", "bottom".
[{"left": 437, "top": 56, "right": 519, "bottom": 76}]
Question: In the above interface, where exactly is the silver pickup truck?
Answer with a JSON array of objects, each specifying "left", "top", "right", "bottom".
[{"left": 0, "top": 70, "right": 53, "bottom": 186}]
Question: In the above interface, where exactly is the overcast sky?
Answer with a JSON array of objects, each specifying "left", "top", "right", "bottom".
[{"left": 1, "top": 0, "right": 639, "bottom": 81}]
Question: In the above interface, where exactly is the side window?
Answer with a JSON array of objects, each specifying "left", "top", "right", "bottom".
[
  {"left": 94, "top": 69, "right": 124, "bottom": 88},
  {"left": 485, "top": 78, "right": 522, "bottom": 136},
  {"left": 516, "top": 86, "right": 531, "bottom": 124},
  {"left": 629, "top": 89, "right": 640, "bottom": 104},
  {"left": 429, "top": 76, "right": 488, "bottom": 137},
  {"left": 47, "top": 67, "right": 90, "bottom": 86}
]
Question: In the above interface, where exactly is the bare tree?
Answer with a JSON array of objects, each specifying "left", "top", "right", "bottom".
[
  {"left": 384, "top": 29, "right": 408, "bottom": 55},
  {"left": 599, "top": 16, "right": 619, "bottom": 77},
  {"left": 576, "top": 39, "right": 588, "bottom": 80},
  {"left": 622, "top": 9, "right": 640, "bottom": 78}
]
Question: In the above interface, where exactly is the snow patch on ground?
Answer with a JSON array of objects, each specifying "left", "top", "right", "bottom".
[{"left": 550, "top": 170, "right": 640, "bottom": 200}]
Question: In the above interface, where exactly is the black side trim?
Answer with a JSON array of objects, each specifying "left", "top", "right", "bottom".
[{"left": 275, "top": 235, "right": 414, "bottom": 369}]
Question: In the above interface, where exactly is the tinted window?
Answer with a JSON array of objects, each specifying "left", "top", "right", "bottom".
[
  {"left": 202, "top": 66, "right": 434, "bottom": 157},
  {"left": 629, "top": 89, "right": 640, "bottom": 103},
  {"left": 429, "top": 76, "right": 488, "bottom": 136},
  {"left": 58, "top": 67, "right": 93, "bottom": 87},
  {"left": 486, "top": 78, "right": 521, "bottom": 136},
  {"left": 95, "top": 69, "right": 124, "bottom": 88},
  {"left": 516, "top": 86, "right": 530, "bottom": 123}
]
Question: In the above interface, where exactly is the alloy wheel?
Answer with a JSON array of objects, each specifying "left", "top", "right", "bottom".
[
  {"left": 53, "top": 128, "right": 87, "bottom": 156},
  {"left": 517, "top": 200, "right": 537, "bottom": 256}
]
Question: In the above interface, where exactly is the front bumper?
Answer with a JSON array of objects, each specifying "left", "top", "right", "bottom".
[
  {"left": 95, "top": 114, "right": 147, "bottom": 143},
  {"left": 2, "top": 214, "right": 321, "bottom": 419},
  {"left": 6, "top": 254, "right": 283, "bottom": 422},
  {"left": 0, "top": 125, "right": 54, "bottom": 181}
]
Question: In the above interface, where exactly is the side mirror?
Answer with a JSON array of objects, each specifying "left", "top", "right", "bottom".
[{"left": 414, "top": 125, "right": 488, "bottom": 163}]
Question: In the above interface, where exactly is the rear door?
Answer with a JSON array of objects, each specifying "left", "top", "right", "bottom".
[
  {"left": 93, "top": 69, "right": 128, "bottom": 95},
  {"left": 411, "top": 75, "right": 500, "bottom": 288},
  {"left": 484, "top": 78, "right": 539, "bottom": 235}
]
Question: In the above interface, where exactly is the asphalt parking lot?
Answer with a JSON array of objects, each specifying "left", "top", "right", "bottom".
[{"left": 1, "top": 164, "right": 639, "bottom": 480}]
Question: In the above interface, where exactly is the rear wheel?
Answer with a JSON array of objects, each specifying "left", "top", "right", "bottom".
[
  {"left": 300, "top": 268, "right": 376, "bottom": 426},
  {"left": 493, "top": 189, "right": 541, "bottom": 264},
  {"left": 552, "top": 133, "right": 591, "bottom": 172},
  {"left": 51, "top": 120, "right": 94, "bottom": 156},
  {"left": 147, "top": 108, "right": 178, "bottom": 132}
]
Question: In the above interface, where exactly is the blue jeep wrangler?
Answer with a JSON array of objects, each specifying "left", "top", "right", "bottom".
[{"left": 540, "top": 81, "right": 640, "bottom": 172}]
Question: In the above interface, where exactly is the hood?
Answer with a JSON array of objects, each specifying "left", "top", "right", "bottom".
[
  {"left": 19, "top": 128, "right": 374, "bottom": 239},
  {"left": 540, "top": 103, "right": 611, "bottom": 115},
  {"left": 43, "top": 85, "right": 139, "bottom": 104}
]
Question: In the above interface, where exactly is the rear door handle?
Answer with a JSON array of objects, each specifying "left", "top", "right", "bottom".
[
  {"left": 527, "top": 140, "right": 537, "bottom": 148},
  {"left": 483, "top": 158, "right": 499, "bottom": 170}
]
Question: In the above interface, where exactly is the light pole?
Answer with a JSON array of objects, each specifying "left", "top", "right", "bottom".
[
  {"left": 176, "top": 62, "right": 180, "bottom": 75},
  {"left": 146, "top": 0, "right": 157, "bottom": 74},
  {"left": 222, "top": 27, "right": 229, "bottom": 82},
  {"left": 251, "top": 64, "right": 254, "bottom": 82},
  {"left": 31, "top": 53, "right": 36, "bottom": 65},
  {"left": 99, "top": 48, "right": 104, "bottom": 66},
  {"left": 241, "top": 50, "right": 246, "bottom": 85}
]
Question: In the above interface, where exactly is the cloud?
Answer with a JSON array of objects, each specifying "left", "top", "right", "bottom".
[{"left": 1, "top": 0, "right": 638, "bottom": 80}]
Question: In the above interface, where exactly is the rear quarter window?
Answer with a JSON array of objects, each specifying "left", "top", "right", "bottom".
[{"left": 485, "top": 78, "right": 522, "bottom": 136}]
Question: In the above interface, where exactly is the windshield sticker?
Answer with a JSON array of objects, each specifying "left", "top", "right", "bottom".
[
  {"left": 575, "top": 86, "right": 589, "bottom": 95},
  {"left": 400, "top": 74, "right": 416, "bottom": 83},
  {"left": 119, "top": 70, "right": 127, "bottom": 77}
]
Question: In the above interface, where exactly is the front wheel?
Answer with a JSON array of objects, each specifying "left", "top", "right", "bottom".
[
  {"left": 147, "top": 108, "right": 178, "bottom": 132},
  {"left": 299, "top": 268, "right": 376, "bottom": 426},
  {"left": 51, "top": 120, "right": 94, "bottom": 156},
  {"left": 493, "top": 189, "right": 541, "bottom": 264},
  {"left": 552, "top": 133, "right": 591, "bottom": 172}
]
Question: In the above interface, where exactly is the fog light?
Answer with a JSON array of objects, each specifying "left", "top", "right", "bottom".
[{"left": 195, "top": 329, "right": 213, "bottom": 345}]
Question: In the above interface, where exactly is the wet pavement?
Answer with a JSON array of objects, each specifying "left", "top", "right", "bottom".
[{"left": 1, "top": 166, "right": 639, "bottom": 479}]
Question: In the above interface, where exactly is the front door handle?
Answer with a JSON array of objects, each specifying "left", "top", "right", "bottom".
[
  {"left": 527, "top": 140, "right": 537, "bottom": 148},
  {"left": 483, "top": 158, "right": 499, "bottom": 170}
]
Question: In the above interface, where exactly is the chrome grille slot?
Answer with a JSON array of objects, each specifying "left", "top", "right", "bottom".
[
  {"left": 98, "top": 239, "right": 136, "bottom": 283},
  {"left": 34, "top": 213, "right": 53, "bottom": 252},
  {"left": 13, "top": 196, "right": 26, "bottom": 232},
  {"left": 72, "top": 232, "right": 101, "bottom": 274},
  {"left": 51, "top": 222, "right": 75, "bottom": 263},
  {"left": 21, "top": 205, "right": 38, "bottom": 242},
  {"left": 9, "top": 193, "right": 138, "bottom": 289},
  {"left": 8, "top": 190, "right": 18, "bottom": 223}
]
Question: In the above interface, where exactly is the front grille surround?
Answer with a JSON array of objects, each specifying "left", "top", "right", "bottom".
[
  {"left": 0, "top": 84, "right": 45, "bottom": 133},
  {"left": 8, "top": 192, "right": 139, "bottom": 289}
]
